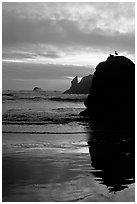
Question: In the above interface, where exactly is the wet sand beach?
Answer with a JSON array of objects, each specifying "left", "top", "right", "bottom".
[{"left": 3, "top": 131, "right": 135, "bottom": 202}]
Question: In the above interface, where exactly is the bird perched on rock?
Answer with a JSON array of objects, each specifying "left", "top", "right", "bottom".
[{"left": 115, "top": 51, "right": 118, "bottom": 55}]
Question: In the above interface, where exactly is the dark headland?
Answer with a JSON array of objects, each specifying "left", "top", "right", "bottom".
[{"left": 63, "top": 75, "right": 93, "bottom": 94}]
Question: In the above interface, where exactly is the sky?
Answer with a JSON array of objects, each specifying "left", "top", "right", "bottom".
[{"left": 2, "top": 2, "right": 135, "bottom": 91}]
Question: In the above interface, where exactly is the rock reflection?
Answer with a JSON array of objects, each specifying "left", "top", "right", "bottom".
[{"left": 88, "top": 129, "right": 135, "bottom": 193}]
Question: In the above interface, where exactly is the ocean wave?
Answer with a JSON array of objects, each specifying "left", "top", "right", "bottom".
[
  {"left": 2, "top": 131, "right": 89, "bottom": 134},
  {"left": 2, "top": 90, "right": 87, "bottom": 102},
  {"left": 3, "top": 140, "right": 89, "bottom": 155},
  {"left": 2, "top": 90, "right": 88, "bottom": 125},
  {"left": 49, "top": 97, "right": 86, "bottom": 102},
  {"left": 2, "top": 113, "right": 88, "bottom": 125}
]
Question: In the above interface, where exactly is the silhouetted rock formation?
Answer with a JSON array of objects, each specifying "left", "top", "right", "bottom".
[
  {"left": 33, "top": 87, "right": 43, "bottom": 91},
  {"left": 80, "top": 55, "right": 135, "bottom": 132},
  {"left": 63, "top": 75, "right": 93, "bottom": 94},
  {"left": 72, "top": 76, "right": 78, "bottom": 86}
]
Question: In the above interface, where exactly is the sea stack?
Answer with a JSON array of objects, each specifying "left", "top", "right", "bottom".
[
  {"left": 33, "top": 87, "right": 43, "bottom": 91},
  {"left": 80, "top": 55, "right": 135, "bottom": 132},
  {"left": 63, "top": 75, "right": 93, "bottom": 94}
]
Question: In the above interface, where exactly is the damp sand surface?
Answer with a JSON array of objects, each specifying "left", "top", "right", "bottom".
[{"left": 3, "top": 130, "right": 135, "bottom": 202}]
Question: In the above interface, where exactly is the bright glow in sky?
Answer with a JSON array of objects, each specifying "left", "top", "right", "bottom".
[{"left": 2, "top": 2, "right": 135, "bottom": 91}]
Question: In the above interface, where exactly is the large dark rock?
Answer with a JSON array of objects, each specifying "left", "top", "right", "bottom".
[
  {"left": 63, "top": 75, "right": 93, "bottom": 94},
  {"left": 80, "top": 55, "right": 135, "bottom": 132}
]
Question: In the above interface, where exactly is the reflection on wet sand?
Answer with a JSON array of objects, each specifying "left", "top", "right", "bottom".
[
  {"left": 88, "top": 129, "right": 135, "bottom": 193},
  {"left": 2, "top": 129, "right": 135, "bottom": 202}
]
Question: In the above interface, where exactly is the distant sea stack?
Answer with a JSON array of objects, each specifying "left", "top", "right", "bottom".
[
  {"left": 33, "top": 87, "right": 43, "bottom": 91},
  {"left": 63, "top": 75, "right": 93, "bottom": 94},
  {"left": 80, "top": 55, "right": 135, "bottom": 132}
]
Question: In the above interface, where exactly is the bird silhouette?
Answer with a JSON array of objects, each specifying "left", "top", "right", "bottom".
[{"left": 115, "top": 51, "right": 118, "bottom": 55}]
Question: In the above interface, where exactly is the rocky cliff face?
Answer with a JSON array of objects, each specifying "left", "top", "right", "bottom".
[
  {"left": 63, "top": 75, "right": 93, "bottom": 94},
  {"left": 80, "top": 55, "right": 135, "bottom": 132}
]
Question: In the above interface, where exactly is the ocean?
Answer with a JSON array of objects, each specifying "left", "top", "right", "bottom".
[{"left": 2, "top": 90, "right": 135, "bottom": 202}]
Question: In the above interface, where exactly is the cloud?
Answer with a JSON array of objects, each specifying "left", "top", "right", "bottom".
[
  {"left": 2, "top": 48, "right": 61, "bottom": 62},
  {"left": 3, "top": 3, "right": 134, "bottom": 43},
  {"left": 38, "top": 52, "right": 61, "bottom": 59},
  {"left": 2, "top": 2, "right": 135, "bottom": 66},
  {"left": 2, "top": 3, "right": 134, "bottom": 32},
  {"left": 2, "top": 12, "right": 134, "bottom": 54}
]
